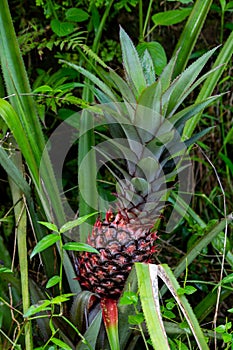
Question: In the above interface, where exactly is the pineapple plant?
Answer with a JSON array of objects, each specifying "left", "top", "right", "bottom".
[{"left": 62, "top": 27, "right": 221, "bottom": 348}]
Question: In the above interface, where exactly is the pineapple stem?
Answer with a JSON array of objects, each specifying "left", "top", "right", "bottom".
[{"left": 101, "top": 298, "right": 120, "bottom": 350}]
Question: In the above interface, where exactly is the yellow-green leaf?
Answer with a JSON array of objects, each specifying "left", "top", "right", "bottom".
[{"left": 46, "top": 275, "right": 61, "bottom": 289}]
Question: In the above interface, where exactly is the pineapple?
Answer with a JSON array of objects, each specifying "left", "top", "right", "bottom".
[
  {"left": 76, "top": 209, "right": 157, "bottom": 299},
  {"left": 66, "top": 28, "right": 220, "bottom": 301}
]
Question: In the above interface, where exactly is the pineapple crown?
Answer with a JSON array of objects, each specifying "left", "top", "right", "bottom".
[
  {"left": 93, "top": 121, "right": 184, "bottom": 227},
  {"left": 61, "top": 27, "right": 221, "bottom": 231}
]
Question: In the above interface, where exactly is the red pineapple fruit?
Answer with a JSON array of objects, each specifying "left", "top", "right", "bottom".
[
  {"left": 75, "top": 209, "right": 158, "bottom": 350},
  {"left": 76, "top": 209, "right": 157, "bottom": 299}
]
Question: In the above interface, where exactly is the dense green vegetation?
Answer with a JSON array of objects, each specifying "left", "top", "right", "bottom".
[{"left": 0, "top": 1, "right": 232, "bottom": 349}]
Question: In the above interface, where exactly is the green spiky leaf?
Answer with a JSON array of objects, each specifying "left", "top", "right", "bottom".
[
  {"left": 163, "top": 46, "right": 219, "bottom": 116},
  {"left": 120, "top": 27, "right": 146, "bottom": 97},
  {"left": 139, "top": 49, "right": 156, "bottom": 85},
  {"left": 137, "top": 157, "right": 160, "bottom": 182},
  {"left": 60, "top": 61, "right": 117, "bottom": 102},
  {"left": 131, "top": 177, "right": 149, "bottom": 195},
  {"left": 135, "top": 263, "right": 170, "bottom": 350}
]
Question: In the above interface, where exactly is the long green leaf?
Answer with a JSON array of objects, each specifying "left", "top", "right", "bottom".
[
  {"left": 172, "top": 0, "right": 213, "bottom": 78},
  {"left": 109, "top": 69, "right": 136, "bottom": 104},
  {"left": 183, "top": 29, "right": 233, "bottom": 138},
  {"left": 28, "top": 279, "right": 50, "bottom": 338},
  {"left": 135, "top": 263, "right": 170, "bottom": 350},
  {"left": 8, "top": 150, "right": 33, "bottom": 350},
  {"left": 0, "top": 0, "right": 66, "bottom": 223},
  {"left": 163, "top": 321, "right": 222, "bottom": 339},
  {"left": 0, "top": 100, "right": 39, "bottom": 184},
  {"left": 78, "top": 105, "right": 98, "bottom": 242},
  {"left": 137, "top": 79, "right": 162, "bottom": 114},
  {"left": 194, "top": 288, "right": 231, "bottom": 323},
  {"left": 0, "top": 145, "right": 32, "bottom": 199},
  {"left": 170, "top": 95, "right": 221, "bottom": 127},
  {"left": 0, "top": 101, "right": 79, "bottom": 290}
]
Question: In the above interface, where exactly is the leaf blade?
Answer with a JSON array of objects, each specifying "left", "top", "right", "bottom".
[
  {"left": 30, "top": 234, "right": 60, "bottom": 259},
  {"left": 59, "top": 212, "right": 98, "bottom": 233},
  {"left": 63, "top": 242, "right": 99, "bottom": 254},
  {"left": 152, "top": 8, "right": 192, "bottom": 26},
  {"left": 120, "top": 27, "right": 147, "bottom": 97},
  {"left": 135, "top": 263, "right": 170, "bottom": 350}
]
